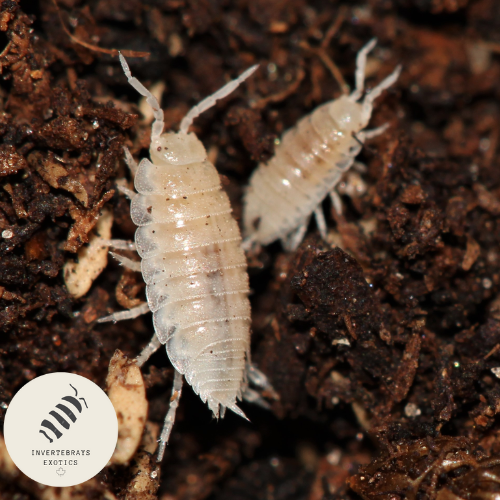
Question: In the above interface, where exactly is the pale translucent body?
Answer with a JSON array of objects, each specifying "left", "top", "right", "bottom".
[
  {"left": 99, "top": 56, "right": 261, "bottom": 461},
  {"left": 243, "top": 39, "right": 401, "bottom": 250},
  {"left": 133, "top": 138, "right": 251, "bottom": 417}
]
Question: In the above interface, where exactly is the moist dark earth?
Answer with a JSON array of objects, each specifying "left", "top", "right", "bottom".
[{"left": 2, "top": 0, "right": 500, "bottom": 498}]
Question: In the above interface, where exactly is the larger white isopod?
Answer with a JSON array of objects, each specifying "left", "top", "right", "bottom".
[{"left": 99, "top": 57, "right": 270, "bottom": 461}]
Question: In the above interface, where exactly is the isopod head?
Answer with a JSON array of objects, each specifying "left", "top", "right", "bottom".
[
  {"left": 328, "top": 96, "right": 366, "bottom": 132},
  {"left": 308, "top": 97, "right": 365, "bottom": 148},
  {"left": 151, "top": 132, "right": 207, "bottom": 165}
]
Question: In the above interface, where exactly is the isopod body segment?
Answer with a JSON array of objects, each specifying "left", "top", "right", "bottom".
[{"left": 242, "top": 39, "right": 401, "bottom": 251}]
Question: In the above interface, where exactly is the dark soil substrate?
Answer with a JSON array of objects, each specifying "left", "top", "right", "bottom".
[{"left": 2, "top": 0, "right": 500, "bottom": 498}]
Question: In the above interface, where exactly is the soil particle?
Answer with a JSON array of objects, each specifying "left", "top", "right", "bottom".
[
  {"left": 3, "top": 0, "right": 500, "bottom": 499},
  {"left": 348, "top": 436, "right": 500, "bottom": 500}
]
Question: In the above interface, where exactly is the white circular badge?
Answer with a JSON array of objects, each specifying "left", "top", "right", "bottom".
[{"left": 4, "top": 372, "right": 118, "bottom": 487}]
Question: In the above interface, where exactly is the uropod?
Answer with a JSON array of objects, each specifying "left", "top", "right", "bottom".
[
  {"left": 99, "top": 56, "right": 270, "bottom": 461},
  {"left": 243, "top": 39, "right": 401, "bottom": 251}
]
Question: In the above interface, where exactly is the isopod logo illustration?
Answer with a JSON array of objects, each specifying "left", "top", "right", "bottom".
[
  {"left": 4, "top": 372, "right": 118, "bottom": 487},
  {"left": 39, "top": 384, "right": 88, "bottom": 444}
]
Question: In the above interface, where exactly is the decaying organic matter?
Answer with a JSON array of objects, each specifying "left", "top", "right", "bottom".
[
  {"left": 2, "top": 0, "right": 500, "bottom": 499},
  {"left": 107, "top": 350, "right": 148, "bottom": 465}
]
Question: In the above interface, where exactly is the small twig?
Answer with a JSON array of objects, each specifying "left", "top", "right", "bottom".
[
  {"left": 319, "top": 50, "right": 349, "bottom": 94},
  {"left": 251, "top": 67, "right": 305, "bottom": 110},
  {"left": 0, "top": 41, "right": 12, "bottom": 60},
  {"left": 478, "top": 40, "right": 500, "bottom": 54},
  {"left": 485, "top": 343, "right": 500, "bottom": 359},
  {"left": 299, "top": 7, "right": 350, "bottom": 95},
  {"left": 321, "top": 6, "right": 347, "bottom": 49},
  {"left": 299, "top": 40, "right": 349, "bottom": 95},
  {"left": 343, "top": 314, "right": 357, "bottom": 340},
  {"left": 52, "top": 0, "right": 150, "bottom": 58}
]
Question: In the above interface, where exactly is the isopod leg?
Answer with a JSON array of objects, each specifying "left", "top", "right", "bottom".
[
  {"left": 117, "top": 184, "right": 136, "bottom": 199},
  {"left": 242, "top": 363, "right": 279, "bottom": 409},
  {"left": 330, "top": 190, "right": 343, "bottom": 215},
  {"left": 337, "top": 170, "right": 368, "bottom": 199},
  {"left": 97, "top": 302, "right": 150, "bottom": 324},
  {"left": 100, "top": 239, "right": 136, "bottom": 251},
  {"left": 109, "top": 251, "right": 141, "bottom": 272},
  {"left": 281, "top": 218, "right": 309, "bottom": 252},
  {"left": 313, "top": 206, "right": 328, "bottom": 240},
  {"left": 350, "top": 38, "right": 377, "bottom": 102},
  {"left": 352, "top": 161, "right": 367, "bottom": 173},
  {"left": 241, "top": 236, "right": 257, "bottom": 252},
  {"left": 157, "top": 369, "right": 184, "bottom": 462},
  {"left": 346, "top": 137, "right": 363, "bottom": 159},
  {"left": 360, "top": 123, "right": 390, "bottom": 141},
  {"left": 242, "top": 388, "right": 271, "bottom": 410},
  {"left": 123, "top": 147, "right": 138, "bottom": 177},
  {"left": 247, "top": 364, "right": 279, "bottom": 399},
  {"left": 136, "top": 334, "right": 162, "bottom": 367}
]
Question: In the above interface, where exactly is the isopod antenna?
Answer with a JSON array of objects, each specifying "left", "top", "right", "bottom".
[
  {"left": 179, "top": 64, "right": 258, "bottom": 135},
  {"left": 119, "top": 52, "right": 164, "bottom": 142}
]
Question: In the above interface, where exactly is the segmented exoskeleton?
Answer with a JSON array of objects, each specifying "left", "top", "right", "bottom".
[
  {"left": 98, "top": 57, "right": 272, "bottom": 461},
  {"left": 243, "top": 39, "right": 401, "bottom": 251}
]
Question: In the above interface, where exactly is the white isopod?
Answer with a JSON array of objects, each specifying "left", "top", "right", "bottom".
[
  {"left": 243, "top": 39, "right": 401, "bottom": 251},
  {"left": 99, "top": 56, "right": 271, "bottom": 461}
]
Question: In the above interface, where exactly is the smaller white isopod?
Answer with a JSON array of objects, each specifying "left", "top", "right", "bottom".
[
  {"left": 99, "top": 57, "right": 275, "bottom": 461},
  {"left": 243, "top": 38, "right": 402, "bottom": 251}
]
